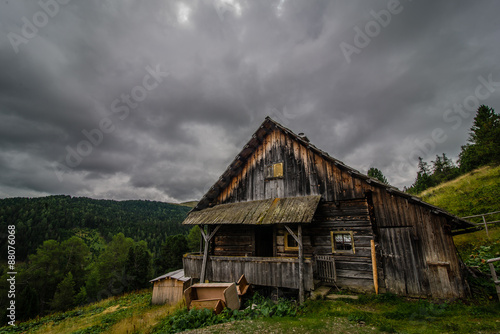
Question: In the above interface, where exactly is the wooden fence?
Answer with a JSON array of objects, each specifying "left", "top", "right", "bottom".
[{"left": 462, "top": 211, "right": 500, "bottom": 237}]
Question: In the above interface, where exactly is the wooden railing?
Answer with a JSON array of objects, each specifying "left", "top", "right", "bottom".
[
  {"left": 183, "top": 254, "right": 314, "bottom": 291},
  {"left": 462, "top": 211, "right": 500, "bottom": 237}
]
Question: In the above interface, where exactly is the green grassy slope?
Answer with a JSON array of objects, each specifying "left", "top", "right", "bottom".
[{"left": 418, "top": 165, "right": 500, "bottom": 219}]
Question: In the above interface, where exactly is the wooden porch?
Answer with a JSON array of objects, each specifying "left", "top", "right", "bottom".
[{"left": 183, "top": 254, "right": 314, "bottom": 291}]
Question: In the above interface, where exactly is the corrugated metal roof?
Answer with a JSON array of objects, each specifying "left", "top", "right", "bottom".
[
  {"left": 183, "top": 195, "right": 322, "bottom": 225},
  {"left": 149, "top": 269, "right": 190, "bottom": 283}
]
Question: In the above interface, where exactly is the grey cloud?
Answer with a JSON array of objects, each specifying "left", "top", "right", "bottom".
[{"left": 1, "top": 0, "right": 500, "bottom": 201}]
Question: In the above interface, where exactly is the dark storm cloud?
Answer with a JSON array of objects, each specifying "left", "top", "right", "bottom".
[{"left": 1, "top": 0, "right": 499, "bottom": 201}]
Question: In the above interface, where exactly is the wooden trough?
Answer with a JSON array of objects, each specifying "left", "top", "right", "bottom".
[
  {"left": 184, "top": 274, "right": 250, "bottom": 314},
  {"left": 184, "top": 282, "right": 240, "bottom": 313}
]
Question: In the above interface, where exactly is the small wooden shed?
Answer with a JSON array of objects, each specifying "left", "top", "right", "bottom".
[{"left": 150, "top": 269, "right": 191, "bottom": 305}]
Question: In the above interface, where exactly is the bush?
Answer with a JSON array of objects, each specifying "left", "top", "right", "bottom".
[{"left": 151, "top": 292, "right": 300, "bottom": 333}]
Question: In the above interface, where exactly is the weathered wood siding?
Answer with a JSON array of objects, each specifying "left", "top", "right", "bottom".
[
  {"left": 151, "top": 278, "right": 189, "bottom": 305},
  {"left": 183, "top": 254, "right": 314, "bottom": 291},
  {"left": 212, "top": 225, "right": 255, "bottom": 256},
  {"left": 205, "top": 126, "right": 468, "bottom": 299}
]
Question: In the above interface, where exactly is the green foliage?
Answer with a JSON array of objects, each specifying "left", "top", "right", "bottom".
[
  {"left": 0, "top": 195, "right": 191, "bottom": 262},
  {"left": 459, "top": 105, "right": 500, "bottom": 172},
  {"left": 124, "top": 241, "right": 152, "bottom": 291},
  {"left": 74, "top": 286, "right": 88, "bottom": 306},
  {"left": 152, "top": 293, "right": 300, "bottom": 334},
  {"left": 367, "top": 167, "right": 389, "bottom": 185},
  {"left": 187, "top": 225, "right": 201, "bottom": 252},
  {"left": 156, "top": 234, "right": 189, "bottom": 274},
  {"left": 406, "top": 154, "right": 459, "bottom": 194},
  {"left": 406, "top": 105, "right": 499, "bottom": 194},
  {"left": 51, "top": 272, "right": 76, "bottom": 311}
]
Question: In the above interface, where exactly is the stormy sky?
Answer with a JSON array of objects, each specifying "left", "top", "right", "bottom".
[{"left": 1, "top": 0, "right": 499, "bottom": 203}]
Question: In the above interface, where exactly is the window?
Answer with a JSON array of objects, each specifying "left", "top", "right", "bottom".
[
  {"left": 266, "top": 162, "right": 284, "bottom": 179},
  {"left": 284, "top": 231, "right": 298, "bottom": 251},
  {"left": 331, "top": 231, "right": 355, "bottom": 254}
]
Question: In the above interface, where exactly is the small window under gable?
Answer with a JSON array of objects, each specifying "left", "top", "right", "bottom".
[
  {"left": 331, "top": 231, "right": 355, "bottom": 254},
  {"left": 266, "top": 162, "right": 284, "bottom": 179}
]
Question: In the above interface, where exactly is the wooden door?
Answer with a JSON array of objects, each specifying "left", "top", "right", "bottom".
[
  {"left": 378, "top": 227, "right": 429, "bottom": 297},
  {"left": 255, "top": 226, "right": 274, "bottom": 257}
]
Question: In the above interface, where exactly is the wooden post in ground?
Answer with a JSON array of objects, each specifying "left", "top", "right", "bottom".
[
  {"left": 200, "top": 225, "right": 209, "bottom": 283},
  {"left": 370, "top": 239, "right": 379, "bottom": 294},
  {"left": 483, "top": 215, "right": 489, "bottom": 237},
  {"left": 199, "top": 225, "right": 221, "bottom": 283},
  {"left": 298, "top": 224, "right": 304, "bottom": 304}
]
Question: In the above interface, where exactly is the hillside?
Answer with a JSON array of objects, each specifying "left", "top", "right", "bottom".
[
  {"left": 0, "top": 195, "right": 191, "bottom": 261},
  {"left": 418, "top": 165, "right": 500, "bottom": 219}
]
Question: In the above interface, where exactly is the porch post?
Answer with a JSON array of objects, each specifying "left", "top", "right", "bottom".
[
  {"left": 200, "top": 225, "right": 209, "bottom": 283},
  {"left": 298, "top": 224, "right": 304, "bottom": 304},
  {"left": 199, "top": 224, "right": 221, "bottom": 283}
]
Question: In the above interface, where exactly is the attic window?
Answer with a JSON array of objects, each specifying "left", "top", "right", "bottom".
[
  {"left": 284, "top": 231, "right": 298, "bottom": 251},
  {"left": 331, "top": 231, "right": 355, "bottom": 254},
  {"left": 266, "top": 162, "right": 283, "bottom": 179}
]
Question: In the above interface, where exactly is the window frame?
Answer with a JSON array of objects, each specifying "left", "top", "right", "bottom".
[
  {"left": 265, "top": 162, "right": 284, "bottom": 179},
  {"left": 284, "top": 231, "right": 299, "bottom": 251},
  {"left": 330, "top": 231, "right": 355, "bottom": 254}
]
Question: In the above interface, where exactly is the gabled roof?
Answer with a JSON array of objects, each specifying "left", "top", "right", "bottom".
[
  {"left": 183, "top": 195, "right": 321, "bottom": 225},
  {"left": 192, "top": 117, "right": 474, "bottom": 230}
]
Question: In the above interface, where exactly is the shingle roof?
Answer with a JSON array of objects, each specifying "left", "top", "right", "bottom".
[{"left": 183, "top": 195, "right": 321, "bottom": 225}]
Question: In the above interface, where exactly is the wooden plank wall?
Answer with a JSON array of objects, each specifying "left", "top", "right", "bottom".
[
  {"left": 212, "top": 225, "right": 254, "bottom": 257},
  {"left": 208, "top": 127, "right": 468, "bottom": 299},
  {"left": 183, "top": 255, "right": 314, "bottom": 291},
  {"left": 151, "top": 279, "right": 188, "bottom": 305}
]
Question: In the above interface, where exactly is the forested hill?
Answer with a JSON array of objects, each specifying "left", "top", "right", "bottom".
[{"left": 0, "top": 195, "right": 191, "bottom": 261}]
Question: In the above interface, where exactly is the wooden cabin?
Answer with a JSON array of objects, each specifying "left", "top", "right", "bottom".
[
  {"left": 183, "top": 117, "right": 473, "bottom": 300},
  {"left": 150, "top": 269, "right": 191, "bottom": 305}
]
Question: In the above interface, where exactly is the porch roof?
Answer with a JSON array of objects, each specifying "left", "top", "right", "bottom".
[{"left": 182, "top": 195, "right": 322, "bottom": 225}]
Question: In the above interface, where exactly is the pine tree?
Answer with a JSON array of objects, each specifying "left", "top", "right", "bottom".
[
  {"left": 367, "top": 167, "right": 389, "bottom": 185},
  {"left": 51, "top": 272, "right": 76, "bottom": 311},
  {"left": 459, "top": 105, "right": 500, "bottom": 172},
  {"left": 125, "top": 241, "right": 152, "bottom": 291},
  {"left": 187, "top": 226, "right": 201, "bottom": 252}
]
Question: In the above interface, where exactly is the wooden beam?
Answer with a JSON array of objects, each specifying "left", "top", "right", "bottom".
[
  {"left": 199, "top": 225, "right": 221, "bottom": 283},
  {"left": 284, "top": 225, "right": 300, "bottom": 245},
  {"left": 285, "top": 224, "right": 304, "bottom": 303},
  {"left": 298, "top": 224, "right": 304, "bottom": 304}
]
